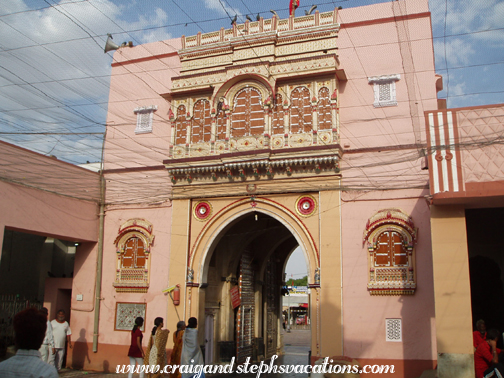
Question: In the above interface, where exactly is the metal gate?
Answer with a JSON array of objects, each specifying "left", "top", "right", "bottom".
[
  {"left": 236, "top": 249, "right": 254, "bottom": 364},
  {"left": 265, "top": 258, "right": 279, "bottom": 358}
]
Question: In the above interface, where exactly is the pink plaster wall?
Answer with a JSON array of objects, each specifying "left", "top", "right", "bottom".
[
  {"left": 104, "top": 38, "right": 182, "bottom": 170},
  {"left": 337, "top": 0, "right": 438, "bottom": 364},
  {"left": 341, "top": 190, "right": 436, "bottom": 362},
  {"left": 44, "top": 277, "right": 73, "bottom": 320},
  {"left": 96, "top": 206, "right": 174, "bottom": 346},
  {"left": 0, "top": 180, "right": 99, "bottom": 243},
  {"left": 337, "top": 0, "right": 438, "bottom": 150}
]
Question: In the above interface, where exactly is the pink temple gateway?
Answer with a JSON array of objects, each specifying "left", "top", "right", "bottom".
[{"left": 1, "top": 2, "right": 504, "bottom": 378}]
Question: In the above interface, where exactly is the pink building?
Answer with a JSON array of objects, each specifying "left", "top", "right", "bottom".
[{"left": 4, "top": 1, "right": 503, "bottom": 378}]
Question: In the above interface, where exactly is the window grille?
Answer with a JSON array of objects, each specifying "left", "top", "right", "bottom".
[
  {"left": 386, "top": 319, "right": 402, "bottom": 342},
  {"left": 192, "top": 99, "right": 212, "bottom": 143},
  {"left": 134, "top": 105, "right": 157, "bottom": 134},
  {"left": 271, "top": 94, "right": 285, "bottom": 135},
  {"left": 368, "top": 74, "right": 400, "bottom": 107},
  {"left": 290, "top": 86, "right": 312, "bottom": 133},
  {"left": 231, "top": 87, "right": 264, "bottom": 137},
  {"left": 174, "top": 105, "right": 188, "bottom": 145},
  {"left": 317, "top": 87, "right": 332, "bottom": 130}
]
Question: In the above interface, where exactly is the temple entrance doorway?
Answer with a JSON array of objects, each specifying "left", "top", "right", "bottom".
[{"left": 201, "top": 211, "right": 311, "bottom": 364}]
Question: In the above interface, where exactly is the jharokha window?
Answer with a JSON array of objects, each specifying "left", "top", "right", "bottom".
[
  {"left": 363, "top": 209, "right": 417, "bottom": 295},
  {"left": 174, "top": 105, "right": 188, "bottom": 145},
  {"left": 290, "top": 86, "right": 312, "bottom": 133},
  {"left": 191, "top": 99, "right": 212, "bottom": 143},
  {"left": 231, "top": 87, "right": 264, "bottom": 137},
  {"left": 113, "top": 219, "right": 155, "bottom": 293},
  {"left": 317, "top": 87, "right": 332, "bottom": 130},
  {"left": 271, "top": 93, "right": 285, "bottom": 135}
]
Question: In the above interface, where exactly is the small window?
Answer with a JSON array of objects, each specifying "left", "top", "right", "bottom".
[
  {"left": 174, "top": 105, "right": 188, "bottom": 145},
  {"left": 364, "top": 209, "right": 417, "bottom": 295},
  {"left": 368, "top": 74, "right": 400, "bottom": 107},
  {"left": 113, "top": 219, "right": 154, "bottom": 293},
  {"left": 290, "top": 86, "right": 312, "bottom": 133},
  {"left": 134, "top": 106, "right": 157, "bottom": 134},
  {"left": 317, "top": 87, "right": 332, "bottom": 130},
  {"left": 121, "top": 237, "right": 146, "bottom": 269},
  {"left": 386, "top": 319, "right": 402, "bottom": 342}
]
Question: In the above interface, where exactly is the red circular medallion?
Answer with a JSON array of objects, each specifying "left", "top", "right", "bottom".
[
  {"left": 295, "top": 195, "right": 316, "bottom": 217},
  {"left": 193, "top": 201, "right": 212, "bottom": 221}
]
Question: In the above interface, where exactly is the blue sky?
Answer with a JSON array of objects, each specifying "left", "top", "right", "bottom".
[{"left": 0, "top": 0, "right": 503, "bottom": 164}]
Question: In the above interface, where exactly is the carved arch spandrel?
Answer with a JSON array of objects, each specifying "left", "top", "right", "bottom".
[{"left": 188, "top": 197, "right": 320, "bottom": 287}]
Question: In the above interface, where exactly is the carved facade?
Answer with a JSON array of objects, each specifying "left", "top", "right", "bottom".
[
  {"left": 113, "top": 219, "right": 155, "bottom": 293},
  {"left": 164, "top": 9, "right": 343, "bottom": 187},
  {"left": 363, "top": 209, "right": 417, "bottom": 295}
]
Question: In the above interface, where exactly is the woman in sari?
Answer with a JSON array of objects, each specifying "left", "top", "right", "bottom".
[
  {"left": 169, "top": 321, "right": 186, "bottom": 378},
  {"left": 144, "top": 317, "right": 170, "bottom": 378},
  {"left": 180, "top": 317, "right": 205, "bottom": 378}
]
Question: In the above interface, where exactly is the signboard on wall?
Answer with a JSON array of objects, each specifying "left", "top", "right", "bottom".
[{"left": 230, "top": 286, "right": 240, "bottom": 309}]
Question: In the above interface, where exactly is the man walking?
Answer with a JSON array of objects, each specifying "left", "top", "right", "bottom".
[
  {"left": 39, "top": 307, "right": 55, "bottom": 363},
  {"left": 51, "top": 309, "right": 72, "bottom": 370},
  {"left": 0, "top": 308, "right": 58, "bottom": 377}
]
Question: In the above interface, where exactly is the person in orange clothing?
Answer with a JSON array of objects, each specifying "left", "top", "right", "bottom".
[
  {"left": 474, "top": 319, "right": 488, "bottom": 349},
  {"left": 169, "top": 321, "right": 186, "bottom": 378},
  {"left": 475, "top": 328, "right": 500, "bottom": 378}
]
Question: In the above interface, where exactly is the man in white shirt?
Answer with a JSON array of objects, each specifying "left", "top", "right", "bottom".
[
  {"left": 0, "top": 307, "right": 58, "bottom": 378},
  {"left": 50, "top": 309, "right": 72, "bottom": 370},
  {"left": 38, "top": 307, "right": 55, "bottom": 363}
]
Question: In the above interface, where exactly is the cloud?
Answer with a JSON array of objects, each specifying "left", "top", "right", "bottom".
[
  {"left": 203, "top": 0, "right": 241, "bottom": 18},
  {"left": 433, "top": 38, "right": 475, "bottom": 68},
  {"left": 0, "top": 0, "right": 174, "bottom": 163}
]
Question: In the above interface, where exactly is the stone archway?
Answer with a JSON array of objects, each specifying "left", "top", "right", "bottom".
[{"left": 187, "top": 197, "right": 319, "bottom": 364}]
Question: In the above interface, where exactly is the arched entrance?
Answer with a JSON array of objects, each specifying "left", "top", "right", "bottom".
[{"left": 186, "top": 198, "right": 319, "bottom": 364}]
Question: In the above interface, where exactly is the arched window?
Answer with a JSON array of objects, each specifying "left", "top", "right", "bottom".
[
  {"left": 114, "top": 219, "right": 154, "bottom": 293},
  {"left": 192, "top": 100, "right": 212, "bottom": 143},
  {"left": 231, "top": 87, "right": 264, "bottom": 137},
  {"left": 374, "top": 231, "right": 408, "bottom": 267},
  {"left": 174, "top": 105, "right": 188, "bottom": 145},
  {"left": 290, "top": 86, "right": 312, "bottom": 133},
  {"left": 271, "top": 93, "right": 285, "bottom": 135},
  {"left": 121, "top": 237, "right": 146, "bottom": 269},
  {"left": 317, "top": 87, "right": 332, "bottom": 130},
  {"left": 364, "top": 209, "right": 417, "bottom": 295}
]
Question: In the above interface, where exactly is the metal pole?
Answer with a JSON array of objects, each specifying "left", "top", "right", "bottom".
[
  {"left": 287, "top": 289, "right": 291, "bottom": 333},
  {"left": 92, "top": 174, "right": 105, "bottom": 352}
]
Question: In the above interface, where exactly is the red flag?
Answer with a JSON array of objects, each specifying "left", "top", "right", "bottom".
[{"left": 289, "top": 0, "right": 299, "bottom": 16}]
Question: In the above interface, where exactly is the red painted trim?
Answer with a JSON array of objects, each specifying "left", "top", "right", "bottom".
[
  {"left": 0, "top": 140, "right": 100, "bottom": 176},
  {"left": 424, "top": 111, "right": 436, "bottom": 196},
  {"left": 432, "top": 110, "right": 444, "bottom": 192},
  {"left": 188, "top": 196, "right": 320, "bottom": 268},
  {"left": 111, "top": 51, "right": 179, "bottom": 67},
  {"left": 441, "top": 111, "right": 455, "bottom": 192},
  {"left": 103, "top": 165, "right": 165, "bottom": 174},
  {"left": 343, "top": 143, "right": 423, "bottom": 155},
  {"left": 451, "top": 110, "right": 465, "bottom": 191},
  {"left": 164, "top": 144, "right": 342, "bottom": 165},
  {"left": 339, "top": 12, "right": 431, "bottom": 29}
]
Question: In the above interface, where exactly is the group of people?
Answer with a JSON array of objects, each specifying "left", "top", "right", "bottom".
[
  {"left": 127, "top": 316, "right": 205, "bottom": 378},
  {"left": 473, "top": 319, "right": 504, "bottom": 378}
]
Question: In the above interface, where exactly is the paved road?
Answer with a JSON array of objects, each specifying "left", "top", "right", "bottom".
[{"left": 59, "top": 330, "right": 312, "bottom": 378}]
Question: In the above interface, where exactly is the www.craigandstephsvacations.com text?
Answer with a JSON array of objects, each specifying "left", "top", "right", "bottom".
[{"left": 116, "top": 356, "right": 395, "bottom": 376}]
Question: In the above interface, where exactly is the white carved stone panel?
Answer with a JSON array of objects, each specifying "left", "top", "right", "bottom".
[{"left": 289, "top": 133, "right": 312, "bottom": 147}]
